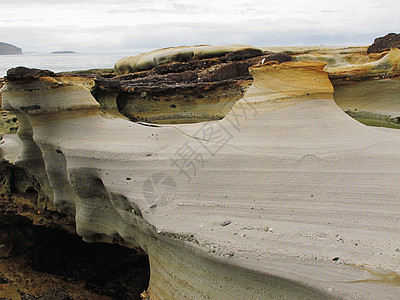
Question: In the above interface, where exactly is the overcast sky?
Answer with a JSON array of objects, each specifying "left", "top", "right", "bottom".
[{"left": 1, "top": 0, "right": 399, "bottom": 53}]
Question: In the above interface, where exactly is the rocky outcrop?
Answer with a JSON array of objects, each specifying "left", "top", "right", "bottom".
[
  {"left": 114, "top": 45, "right": 264, "bottom": 74},
  {"left": 96, "top": 48, "right": 292, "bottom": 123},
  {"left": 6, "top": 67, "right": 56, "bottom": 82},
  {"left": 97, "top": 45, "right": 400, "bottom": 126},
  {"left": 367, "top": 33, "right": 400, "bottom": 53},
  {"left": 51, "top": 51, "right": 75, "bottom": 54},
  {"left": 0, "top": 42, "right": 22, "bottom": 55},
  {"left": 2, "top": 63, "right": 400, "bottom": 299},
  {"left": 326, "top": 47, "right": 400, "bottom": 85},
  {"left": 295, "top": 47, "right": 400, "bottom": 127},
  {"left": 334, "top": 78, "right": 400, "bottom": 128},
  {"left": 0, "top": 141, "right": 75, "bottom": 233}
]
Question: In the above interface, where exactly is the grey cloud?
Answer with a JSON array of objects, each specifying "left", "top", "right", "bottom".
[
  {"left": 320, "top": 10, "right": 340, "bottom": 13},
  {"left": 113, "top": 20, "right": 380, "bottom": 51},
  {"left": 106, "top": 2, "right": 216, "bottom": 16},
  {"left": 1, "top": 0, "right": 85, "bottom": 7},
  {"left": 1, "top": 0, "right": 398, "bottom": 53},
  {"left": 106, "top": 8, "right": 178, "bottom": 14},
  {"left": 1, "top": 18, "right": 384, "bottom": 54},
  {"left": 172, "top": 3, "right": 200, "bottom": 11},
  {"left": 1, "top": 0, "right": 149, "bottom": 6}
]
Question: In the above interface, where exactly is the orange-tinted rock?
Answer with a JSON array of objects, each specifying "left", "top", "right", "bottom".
[{"left": 326, "top": 47, "right": 400, "bottom": 85}]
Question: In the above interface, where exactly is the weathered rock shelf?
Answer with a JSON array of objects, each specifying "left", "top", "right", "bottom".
[{"left": 1, "top": 42, "right": 400, "bottom": 299}]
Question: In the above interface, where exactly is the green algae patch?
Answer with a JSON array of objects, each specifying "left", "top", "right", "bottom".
[
  {"left": 351, "top": 116, "right": 400, "bottom": 129},
  {"left": 0, "top": 111, "right": 19, "bottom": 134},
  {"left": 57, "top": 68, "right": 114, "bottom": 76}
]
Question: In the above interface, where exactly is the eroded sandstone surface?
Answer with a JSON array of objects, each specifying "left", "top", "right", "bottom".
[
  {"left": 1, "top": 53, "right": 400, "bottom": 299},
  {"left": 90, "top": 45, "right": 400, "bottom": 129},
  {"left": 96, "top": 45, "right": 292, "bottom": 123}
]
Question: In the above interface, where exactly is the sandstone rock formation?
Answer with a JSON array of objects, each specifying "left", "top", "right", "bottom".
[
  {"left": 114, "top": 45, "right": 264, "bottom": 74},
  {"left": 2, "top": 61, "right": 400, "bottom": 299},
  {"left": 262, "top": 46, "right": 373, "bottom": 65},
  {"left": 326, "top": 47, "right": 400, "bottom": 85},
  {"left": 323, "top": 48, "right": 400, "bottom": 128},
  {"left": 0, "top": 42, "right": 22, "bottom": 55},
  {"left": 94, "top": 45, "right": 400, "bottom": 131},
  {"left": 96, "top": 47, "right": 291, "bottom": 123},
  {"left": 367, "top": 32, "right": 400, "bottom": 54},
  {"left": 334, "top": 78, "right": 400, "bottom": 128}
]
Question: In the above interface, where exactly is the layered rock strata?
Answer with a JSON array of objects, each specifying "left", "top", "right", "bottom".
[
  {"left": 334, "top": 77, "right": 400, "bottom": 129},
  {"left": 327, "top": 48, "right": 400, "bottom": 128},
  {"left": 95, "top": 47, "right": 292, "bottom": 123},
  {"left": 114, "top": 44, "right": 264, "bottom": 74},
  {"left": 93, "top": 45, "right": 400, "bottom": 128},
  {"left": 326, "top": 47, "right": 400, "bottom": 85},
  {"left": 2, "top": 62, "right": 400, "bottom": 299}
]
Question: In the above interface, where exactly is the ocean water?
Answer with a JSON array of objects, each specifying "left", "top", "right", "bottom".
[{"left": 0, "top": 52, "right": 139, "bottom": 77}]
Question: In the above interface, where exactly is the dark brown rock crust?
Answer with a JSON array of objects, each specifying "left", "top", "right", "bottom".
[
  {"left": 6, "top": 66, "right": 56, "bottom": 82},
  {"left": 91, "top": 49, "right": 292, "bottom": 123},
  {"left": 94, "top": 51, "right": 292, "bottom": 94},
  {"left": 367, "top": 33, "right": 400, "bottom": 53}
]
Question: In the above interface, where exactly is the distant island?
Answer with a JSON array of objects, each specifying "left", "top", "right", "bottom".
[
  {"left": 51, "top": 51, "right": 76, "bottom": 54},
  {"left": 0, "top": 42, "right": 22, "bottom": 55}
]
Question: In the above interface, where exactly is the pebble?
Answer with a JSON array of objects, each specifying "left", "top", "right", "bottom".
[
  {"left": 221, "top": 220, "right": 231, "bottom": 226},
  {"left": 395, "top": 248, "right": 400, "bottom": 252},
  {"left": 264, "top": 226, "right": 273, "bottom": 232},
  {"left": 140, "top": 290, "right": 149, "bottom": 299},
  {"left": 332, "top": 257, "right": 340, "bottom": 261}
]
